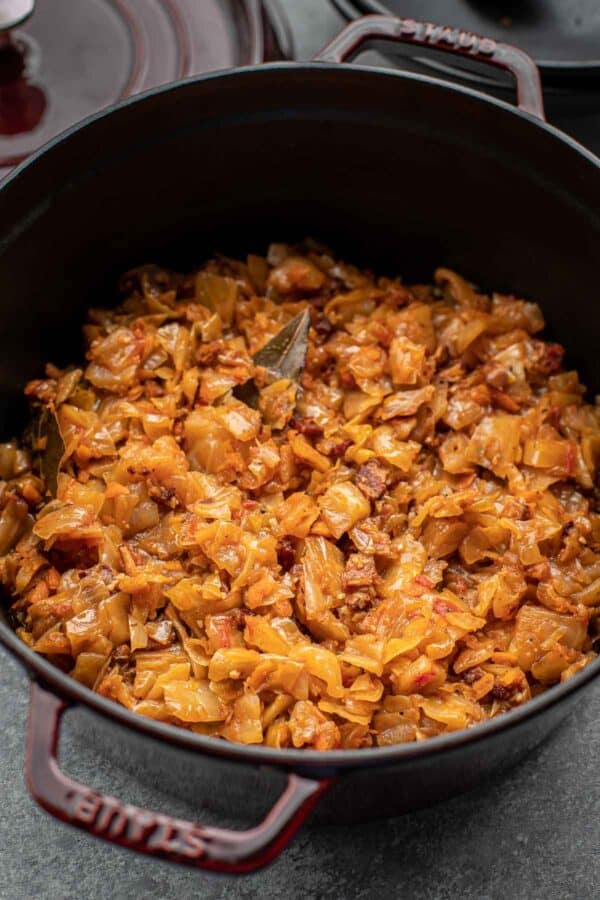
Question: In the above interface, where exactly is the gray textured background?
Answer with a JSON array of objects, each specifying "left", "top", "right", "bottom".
[
  {"left": 3, "top": 651, "right": 600, "bottom": 900},
  {"left": 2, "top": 2, "right": 600, "bottom": 897}
]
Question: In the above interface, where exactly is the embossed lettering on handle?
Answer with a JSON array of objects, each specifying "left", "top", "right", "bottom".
[
  {"left": 315, "top": 14, "right": 545, "bottom": 121},
  {"left": 25, "top": 682, "right": 332, "bottom": 873}
]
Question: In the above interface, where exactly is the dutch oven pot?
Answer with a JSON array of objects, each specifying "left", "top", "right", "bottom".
[{"left": 0, "top": 14, "right": 599, "bottom": 874}]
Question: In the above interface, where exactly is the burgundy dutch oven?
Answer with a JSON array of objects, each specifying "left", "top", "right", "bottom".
[{"left": 0, "top": 14, "right": 599, "bottom": 875}]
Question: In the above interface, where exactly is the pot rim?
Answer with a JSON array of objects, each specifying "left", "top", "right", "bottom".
[
  {"left": 1, "top": 59, "right": 599, "bottom": 772},
  {"left": 1, "top": 60, "right": 599, "bottom": 189},
  {"left": 4, "top": 618, "right": 600, "bottom": 771}
]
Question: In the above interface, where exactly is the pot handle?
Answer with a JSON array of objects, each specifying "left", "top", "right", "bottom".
[
  {"left": 315, "top": 14, "right": 545, "bottom": 121},
  {"left": 25, "top": 681, "right": 332, "bottom": 873}
]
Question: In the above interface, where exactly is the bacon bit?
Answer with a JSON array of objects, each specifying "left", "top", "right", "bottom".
[
  {"left": 462, "top": 667, "right": 484, "bottom": 685},
  {"left": 548, "top": 405, "right": 561, "bottom": 429},
  {"left": 277, "top": 536, "right": 296, "bottom": 572},
  {"left": 148, "top": 484, "right": 177, "bottom": 507},
  {"left": 49, "top": 542, "right": 99, "bottom": 572},
  {"left": 196, "top": 341, "right": 222, "bottom": 366},
  {"left": 490, "top": 683, "right": 512, "bottom": 701},
  {"left": 328, "top": 439, "right": 352, "bottom": 459},
  {"left": 416, "top": 574, "right": 434, "bottom": 589},
  {"left": 538, "top": 342, "right": 564, "bottom": 376},
  {"left": 355, "top": 460, "right": 387, "bottom": 499},
  {"left": 434, "top": 599, "right": 455, "bottom": 615},
  {"left": 340, "top": 371, "right": 357, "bottom": 389},
  {"left": 414, "top": 672, "right": 434, "bottom": 688},
  {"left": 231, "top": 608, "right": 250, "bottom": 628},
  {"left": 53, "top": 600, "right": 74, "bottom": 619},
  {"left": 343, "top": 553, "right": 377, "bottom": 589},
  {"left": 452, "top": 576, "right": 470, "bottom": 597},
  {"left": 242, "top": 500, "right": 259, "bottom": 510},
  {"left": 289, "top": 416, "right": 324, "bottom": 439},
  {"left": 213, "top": 617, "right": 232, "bottom": 649},
  {"left": 314, "top": 315, "right": 334, "bottom": 341},
  {"left": 144, "top": 381, "right": 165, "bottom": 398},
  {"left": 489, "top": 387, "right": 520, "bottom": 413},
  {"left": 345, "top": 589, "right": 375, "bottom": 611}
]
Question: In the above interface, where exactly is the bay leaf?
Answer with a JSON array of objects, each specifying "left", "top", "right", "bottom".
[
  {"left": 30, "top": 406, "right": 65, "bottom": 497},
  {"left": 234, "top": 308, "right": 310, "bottom": 409}
]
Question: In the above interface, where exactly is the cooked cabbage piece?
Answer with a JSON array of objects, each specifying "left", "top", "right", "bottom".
[{"left": 3, "top": 244, "right": 599, "bottom": 750}]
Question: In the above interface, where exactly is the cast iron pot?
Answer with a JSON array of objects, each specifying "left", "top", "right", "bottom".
[{"left": 0, "top": 14, "right": 599, "bottom": 875}]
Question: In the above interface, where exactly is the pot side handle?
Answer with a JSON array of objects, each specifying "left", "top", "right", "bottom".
[
  {"left": 25, "top": 681, "right": 332, "bottom": 874},
  {"left": 315, "top": 14, "right": 545, "bottom": 121}
]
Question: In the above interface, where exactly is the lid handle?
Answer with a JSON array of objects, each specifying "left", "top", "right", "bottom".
[
  {"left": 315, "top": 14, "right": 545, "bottom": 121},
  {"left": 0, "top": 0, "right": 35, "bottom": 31}
]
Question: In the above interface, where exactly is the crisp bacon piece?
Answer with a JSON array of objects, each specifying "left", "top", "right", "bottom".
[
  {"left": 355, "top": 460, "right": 387, "bottom": 499},
  {"left": 342, "top": 553, "right": 377, "bottom": 589}
]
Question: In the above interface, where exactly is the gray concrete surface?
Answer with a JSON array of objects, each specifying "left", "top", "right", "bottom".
[
  {"left": 2, "top": 2, "right": 600, "bottom": 897},
  {"left": 2, "top": 650, "right": 600, "bottom": 900}
]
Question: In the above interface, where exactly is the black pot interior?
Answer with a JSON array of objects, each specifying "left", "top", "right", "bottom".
[{"left": 0, "top": 63, "right": 598, "bottom": 627}]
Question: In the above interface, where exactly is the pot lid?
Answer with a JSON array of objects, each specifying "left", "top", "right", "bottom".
[
  {"left": 0, "top": 0, "right": 292, "bottom": 169},
  {"left": 332, "top": 0, "right": 600, "bottom": 82}
]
